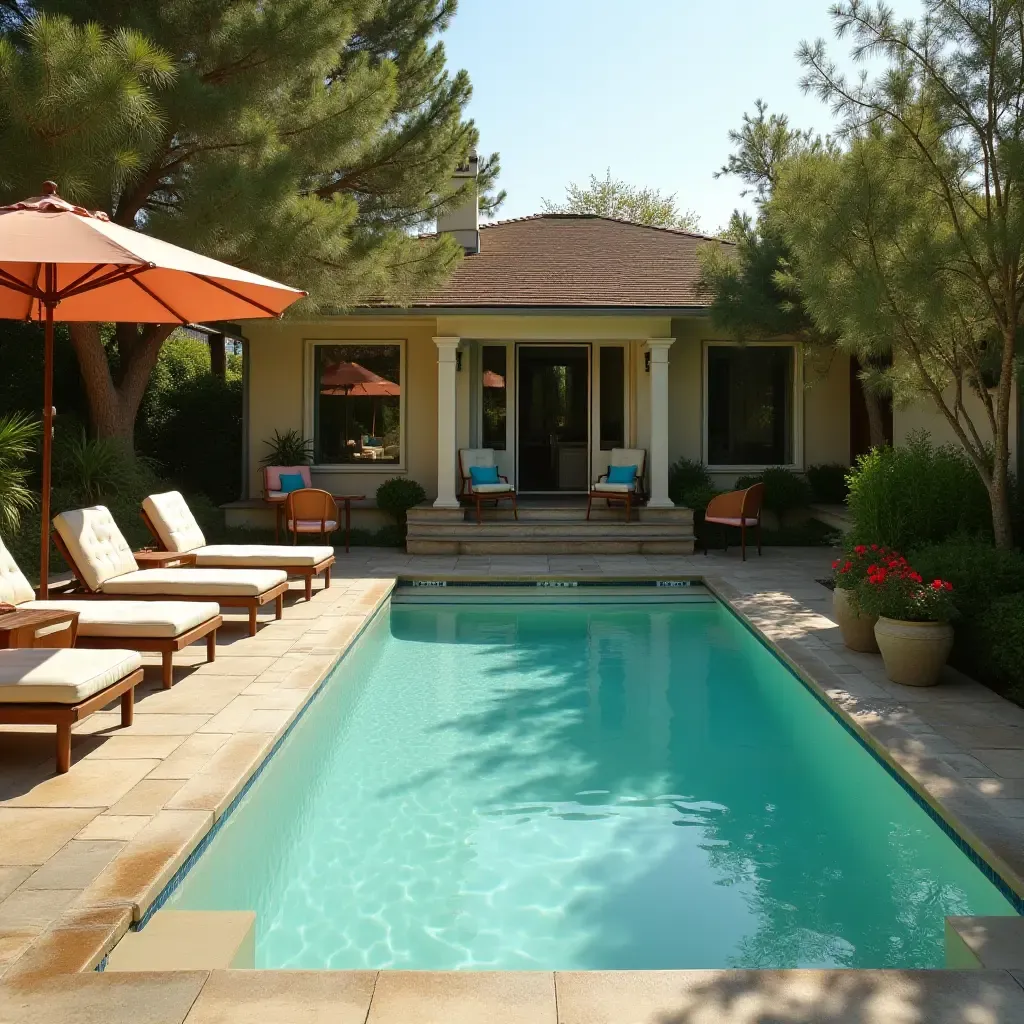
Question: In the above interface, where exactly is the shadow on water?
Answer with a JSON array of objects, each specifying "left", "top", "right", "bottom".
[{"left": 387, "top": 602, "right": 1012, "bottom": 970}]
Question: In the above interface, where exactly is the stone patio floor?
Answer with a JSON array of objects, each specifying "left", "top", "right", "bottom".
[{"left": 1, "top": 545, "right": 1024, "bottom": 1022}]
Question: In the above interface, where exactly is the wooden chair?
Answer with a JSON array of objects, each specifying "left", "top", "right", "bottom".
[
  {"left": 459, "top": 449, "right": 518, "bottom": 525},
  {"left": 586, "top": 448, "right": 647, "bottom": 522},
  {"left": 284, "top": 488, "right": 339, "bottom": 544},
  {"left": 703, "top": 482, "right": 765, "bottom": 561}
]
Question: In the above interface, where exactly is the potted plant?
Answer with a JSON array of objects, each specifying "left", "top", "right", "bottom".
[
  {"left": 857, "top": 556, "right": 956, "bottom": 687},
  {"left": 831, "top": 542, "right": 890, "bottom": 652},
  {"left": 260, "top": 429, "right": 313, "bottom": 467}
]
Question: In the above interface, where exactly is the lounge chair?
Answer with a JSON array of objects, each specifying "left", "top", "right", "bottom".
[
  {"left": 586, "top": 448, "right": 647, "bottom": 522},
  {"left": 142, "top": 491, "right": 335, "bottom": 602},
  {"left": 458, "top": 449, "right": 518, "bottom": 525},
  {"left": 0, "top": 536, "right": 221, "bottom": 689},
  {"left": 703, "top": 482, "right": 764, "bottom": 561},
  {"left": 52, "top": 507, "right": 289, "bottom": 637},
  {"left": 0, "top": 647, "right": 142, "bottom": 773}
]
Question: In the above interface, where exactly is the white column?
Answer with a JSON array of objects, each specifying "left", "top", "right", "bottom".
[
  {"left": 433, "top": 336, "right": 461, "bottom": 508},
  {"left": 645, "top": 338, "right": 675, "bottom": 508}
]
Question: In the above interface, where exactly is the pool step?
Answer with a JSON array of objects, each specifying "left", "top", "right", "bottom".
[{"left": 406, "top": 504, "right": 695, "bottom": 555}]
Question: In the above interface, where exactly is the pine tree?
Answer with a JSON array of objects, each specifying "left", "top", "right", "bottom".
[{"left": 0, "top": 1, "right": 502, "bottom": 442}]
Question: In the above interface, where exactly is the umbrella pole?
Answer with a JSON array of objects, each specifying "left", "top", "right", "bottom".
[{"left": 39, "top": 273, "right": 55, "bottom": 600}]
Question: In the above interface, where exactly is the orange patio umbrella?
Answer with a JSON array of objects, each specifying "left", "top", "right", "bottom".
[
  {"left": 0, "top": 182, "right": 306, "bottom": 597},
  {"left": 319, "top": 360, "right": 400, "bottom": 398}
]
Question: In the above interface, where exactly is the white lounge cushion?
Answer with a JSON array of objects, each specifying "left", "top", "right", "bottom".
[
  {"left": 19, "top": 600, "right": 220, "bottom": 639},
  {"left": 100, "top": 568, "right": 287, "bottom": 598},
  {"left": 53, "top": 507, "right": 139, "bottom": 592},
  {"left": 142, "top": 491, "right": 206, "bottom": 553},
  {"left": 193, "top": 545, "right": 334, "bottom": 568},
  {"left": 0, "top": 536, "right": 34, "bottom": 606},
  {"left": 0, "top": 648, "right": 141, "bottom": 704},
  {"left": 592, "top": 482, "right": 635, "bottom": 494},
  {"left": 470, "top": 483, "right": 514, "bottom": 494}
]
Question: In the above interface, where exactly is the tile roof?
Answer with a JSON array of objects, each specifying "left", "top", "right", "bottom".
[{"left": 393, "top": 214, "right": 732, "bottom": 310}]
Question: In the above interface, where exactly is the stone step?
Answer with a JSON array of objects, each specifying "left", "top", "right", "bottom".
[
  {"left": 408, "top": 537, "right": 695, "bottom": 555},
  {"left": 406, "top": 521, "right": 692, "bottom": 540}
]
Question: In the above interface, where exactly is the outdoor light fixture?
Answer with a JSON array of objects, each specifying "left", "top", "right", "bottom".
[
  {"left": 644, "top": 352, "right": 651, "bottom": 372},
  {"left": 456, "top": 350, "right": 463, "bottom": 371}
]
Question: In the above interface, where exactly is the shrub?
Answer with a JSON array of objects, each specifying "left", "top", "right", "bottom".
[
  {"left": 976, "top": 594, "right": 1024, "bottom": 703},
  {"left": 54, "top": 429, "right": 161, "bottom": 507},
  {"left": 735, "top": 467, "right": 811, "bottom": 517},
  {"left": 376, "top": 478, "right": 427, "bottom": 534},
  {"left": 846, "top": 433, "right": 991, "bottom": 550},
  {"left": 910, "top": 538, "right": 1024, "bottom": 613},
  {"left": 807, "top": 463, "right": 850, "bottom": 504},
  {"left": 0, "top": 413, "right": 38, "bottom": 533},
  {"left": 668, "top": 458, "right": 711, "bottom": 506}
]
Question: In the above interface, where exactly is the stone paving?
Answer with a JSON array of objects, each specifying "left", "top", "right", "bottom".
[{"left": 1, "top": 545, "right": 1024, "bottom": 1022}]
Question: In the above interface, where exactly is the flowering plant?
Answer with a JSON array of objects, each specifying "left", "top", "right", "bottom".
[
  {"left": 832, "top": 542, "right": 899, "bottom": 592},
  {"left": 856, "top": 554, "right": 956, "bottom": 623}
]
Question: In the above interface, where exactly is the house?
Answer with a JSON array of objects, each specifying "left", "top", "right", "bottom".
[{"left": 233, "top": 156, "right": 1019, "bottom": 552}]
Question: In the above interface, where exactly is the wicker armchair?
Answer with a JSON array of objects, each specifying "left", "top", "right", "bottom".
[{"left": 703, "top": 482, "right": 765, "bottom": 560}]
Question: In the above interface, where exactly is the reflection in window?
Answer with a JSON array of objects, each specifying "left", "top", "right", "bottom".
[
  {"left": 481, "top": 346, "right": 507, "bottom": 450},
  {"left": 599, "top": 346, "right": 625, "bottom": 450},
  {"left": 314, "top": 344, "right": 401, "bottom": 464},
  {"left": 707, "top": 345, "right": 794, "bottom": 465}
]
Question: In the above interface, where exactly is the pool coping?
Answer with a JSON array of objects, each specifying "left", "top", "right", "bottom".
[{"left": 3, "top": 566, "right": 1024, "bottom": 999}]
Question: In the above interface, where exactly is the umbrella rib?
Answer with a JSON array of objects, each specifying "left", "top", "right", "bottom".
[
  {"left": 190, "top": 273, "right": 286, "bottom": 317},
  {"left": 0, "top": 266, "right": 40, "bottom": 297},
  {"left": 61, "top": 263, "right": 113, "bottom": 296},
  {"left": 25, "top": 264, "right": 42, "bottom": 319},
  {"left": 128, "top": 274, "right": 190, "bottom": 324},
  {"left": 61, "top": 264, "right": 151, "bottom": 299}
]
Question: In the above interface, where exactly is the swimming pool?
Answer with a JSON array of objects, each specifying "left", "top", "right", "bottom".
[{"left": 167, "top": 591, "right": 1016, "bottom": 969}]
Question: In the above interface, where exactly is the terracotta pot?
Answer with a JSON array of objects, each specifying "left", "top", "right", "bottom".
[
  {"left": 833, "top": 587, "right": 879, "bottom": 653},
  {"left": 874, "top": 617, "right": 954, "bottom": 687}
]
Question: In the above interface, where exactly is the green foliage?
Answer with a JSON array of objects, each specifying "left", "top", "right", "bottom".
[
  {"left": 806, "top": 463, "right": 850, "bottom": 505},
  {"left": 735, "top": 467, "right": 810, "bottom": 516},
  {"left": 910, "top": 539, "right": 1024, "bottom": 615},
  {"left": 260, "top": 430, "right": 313, "bottom": 469},
  {"left": 855, "top": 561, "right": 957, "bottom": 624},
  {"left": 53, "top": 428, "right": 160, "bottom": 506},
  {"left": 541, "top": 169, "right": 702, "bottom": 231},
  {"left": 0, "top": 14, "right": 173, "bottom": 204},
  {"left": 0, "top": 413, "right": 38, "bottom": 533},
  {"left": 668, "top": 458, "right": 712, "bottom": 507},
  {"left": 976, "top": 594, "right": 1024, "bottom": 704},
  {"left": 376, "top": 477, "right": 426, "bottom": 530},
  {"left": 846, "top": 434, "right": 992, "bottom": 551}
]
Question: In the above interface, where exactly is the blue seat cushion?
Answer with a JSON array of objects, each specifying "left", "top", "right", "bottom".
[
  {"left": 279, "top": 473, "right": 306, "bottom": 494},
  {"left": 607, "top": 464, "right": 637, "bottom": 485},
  {"left": 469, "top": 465, "right": 500, "bottom": 486}
]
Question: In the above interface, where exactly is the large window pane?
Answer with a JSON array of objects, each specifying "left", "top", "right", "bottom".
[
  {"left": 481, "top": 346, "right": 506, "bottom": 450},
  {"left": 314, "top": 344, "right": 401, "bottom": 464},
  {"left": 599, "top": 346, "right": 625, "bottom": 450},
  {"left": 707, "top": 346, "right": 793, "bottom": 465}
]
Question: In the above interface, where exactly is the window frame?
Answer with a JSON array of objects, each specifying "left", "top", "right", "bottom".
[
  {"left": 701, "top": 340, "right": 804, "bottom": 473},
  {"left": 303, "top": 338, "right": 407, "bottom": 472}
]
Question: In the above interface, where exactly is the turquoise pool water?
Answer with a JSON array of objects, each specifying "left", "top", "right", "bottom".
[{"left": 168, "top": 595, "right": 1016, "bottom": 969}]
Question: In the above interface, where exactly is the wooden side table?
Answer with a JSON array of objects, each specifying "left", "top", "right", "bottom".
[
  {"left": 133, "top": 550, "right": 197, "bottom": 569},
  {"left": 0, "top": 608, "right": 79, "bottom": 649}
]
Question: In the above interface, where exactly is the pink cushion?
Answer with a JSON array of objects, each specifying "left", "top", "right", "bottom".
[
  {"left": 266, "top": 466, "right": 311, "bottom": 491},
  {"left": 705, "top": 516, "right": 759, "bottom": 527},
  {"left": 288, "top": 519, "right": 338, "bottom": 532}
]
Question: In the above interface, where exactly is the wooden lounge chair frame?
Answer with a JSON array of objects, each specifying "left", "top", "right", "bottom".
[
  {"left": 702, "top": 482, "right": 764, "bottom": 561},
  {"left": 52, "top": 530, "right": 287, "bottom": 638},
  {"left": 586, "top": 451, "right": 648, "bottom": 523},
  {"left": 458, "top": 451, "right": 518, "bottom": 525},
  {"left": 0, "top": 639, "right": 142, "bottom": 773},
  {"left": 141, "top": 507, "right": 334, "bottom": 603}
]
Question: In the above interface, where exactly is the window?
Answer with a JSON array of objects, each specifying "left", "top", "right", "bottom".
[
  {"left": 481, "top": 346, "right": 507, "bottom": 450},
  {"left": 707, "top": 345, "right": 794, "bottom": 466},
  {"left": 313, "top": 344, "right": 401, "bottom": 465},
  {"left": 599, "top": 346, "right": 625, "bottom": 450}
]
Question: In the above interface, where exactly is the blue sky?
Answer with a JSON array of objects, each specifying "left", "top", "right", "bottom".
[{"left": 443, "top": 0, "right": 920, "bottom": 233}]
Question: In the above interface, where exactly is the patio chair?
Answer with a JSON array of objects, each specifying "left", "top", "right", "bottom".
[
  {"left": 284, "top": 488, "right": 339, "bottom": 545},
  {"left": 586, "top": 448, "right": 647, "bottom": 523},
  {"left": 52, "top": 506, "right": 290, "bottom": 637},
  {"left": 458, "top": 449, "right": 518, "bottom": 525},
  {"left": 0, "top": 535, "right": 221, "bottom": 690},
  {"left": 263, "top": 466, "right": 312, "bottom": 542},
  {"left": 0, "top": 647, "right": 142, "bottom": 773},
  {"left": 142, "top": 491, "right": 335, "bottom": 602},
  {"left": 703, "top": 482, "right": 764, "bottom": 561}
]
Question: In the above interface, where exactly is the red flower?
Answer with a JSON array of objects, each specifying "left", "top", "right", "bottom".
[
  {"left": 871, "top": 543, "right": 879, "bottom": 550},
  {"left": 930, "top": 579, "right": 943, "bottom": 590},
  {"left": 854, "top": 545, "right": 867, "bottom": 555},
  {"left": 944, "top": 582, "right": 953, "bottom": 591},
  {"left": 832, "top": 560, "right": 839, "bottom": 570}
]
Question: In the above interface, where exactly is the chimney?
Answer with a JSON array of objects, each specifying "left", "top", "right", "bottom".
[{"left": 437, "top": 150, "right": 480, "bottom": 254}]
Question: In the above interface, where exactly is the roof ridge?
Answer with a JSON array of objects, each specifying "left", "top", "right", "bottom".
[{"left": 478, "top": 212, "right": 727, "bottom": 242}]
